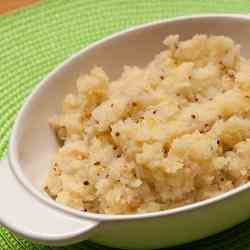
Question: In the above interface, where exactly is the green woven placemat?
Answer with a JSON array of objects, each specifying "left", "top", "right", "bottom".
[{"left": 1, "top": 0, "right": 250, "bottom": 249}]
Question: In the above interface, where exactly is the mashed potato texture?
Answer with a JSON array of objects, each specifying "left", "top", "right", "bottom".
[{"left": 44, "top": 34, "right": 250, "bottom": 214}]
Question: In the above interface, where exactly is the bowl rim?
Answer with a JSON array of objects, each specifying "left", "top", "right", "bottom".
[{"left": 9, "top": 13, "right": 250, "bottom": 222}]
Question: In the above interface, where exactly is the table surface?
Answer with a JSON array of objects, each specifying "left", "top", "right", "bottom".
[{"left": 0, "top": 0, "right": 38, "bottom": 15}]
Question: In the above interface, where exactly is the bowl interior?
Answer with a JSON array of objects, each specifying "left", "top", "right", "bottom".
[{"left": 12, "top": 15, "right": 250, "bottom": 191}]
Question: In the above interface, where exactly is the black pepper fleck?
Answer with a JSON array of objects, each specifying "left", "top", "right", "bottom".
[
  {"left": 115, "top": 132, "right": 120, "bottom": 136},
  {"left": 51, "top": 195, "right": 57, "bottom": 199},
  {"left": 83, "top": 180, "right": 89, "bottom": 185},
  {"left": 94, "top": 161, "right": 101, "bottom": 165},
  {"left": 191, "top": 114, "right": 196, "bottom": 119},
  {"left": 164, "top": 149, "right": 168, "bottom": 157}
]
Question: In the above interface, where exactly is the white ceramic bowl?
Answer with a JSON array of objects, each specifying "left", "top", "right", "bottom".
[{"left": 1, "top": 14, "right": 250, "bottom": 250}]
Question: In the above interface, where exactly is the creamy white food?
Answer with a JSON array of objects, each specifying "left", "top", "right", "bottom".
[{"left": 44, "top": 34, "right": 250, "bottom": 214}]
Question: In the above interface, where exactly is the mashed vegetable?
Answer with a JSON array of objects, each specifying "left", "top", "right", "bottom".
[{"left": 44, "top": 34, "right": 250, "bottom": 214}]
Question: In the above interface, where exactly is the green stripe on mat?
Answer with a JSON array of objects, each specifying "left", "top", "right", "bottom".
[{"left": 1, "top": 0, "right": 250, "bottom": 249}]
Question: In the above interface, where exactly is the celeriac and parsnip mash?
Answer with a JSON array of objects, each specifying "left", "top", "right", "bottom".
[{"left": 44, "top": 34, "right": 250, "bottom": 214}]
